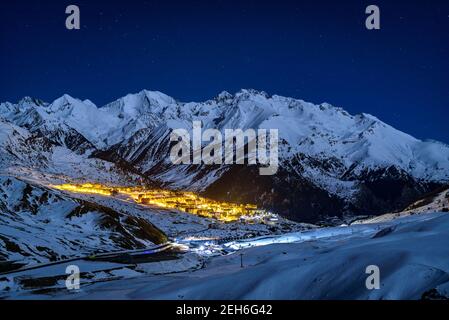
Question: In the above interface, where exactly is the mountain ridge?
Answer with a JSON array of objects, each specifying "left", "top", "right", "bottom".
[{"left": 1, "top": 89, "right": 448, "bottom": 222}]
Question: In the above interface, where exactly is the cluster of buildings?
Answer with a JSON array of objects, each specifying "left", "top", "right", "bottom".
[
  {"left": 136, "top": 191, "right": 259, "bottom": 222},
  {"left": 52, "top": 183, "right": 265, "bottom": 222}
]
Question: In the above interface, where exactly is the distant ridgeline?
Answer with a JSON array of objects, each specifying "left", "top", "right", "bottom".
[{"left": 1, "top": 89, "right": 448, "bottom": 222}]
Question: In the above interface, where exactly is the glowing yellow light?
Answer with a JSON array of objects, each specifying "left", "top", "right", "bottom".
[{"left": 51, "top": 183, "right": 264, "bottom": 222}]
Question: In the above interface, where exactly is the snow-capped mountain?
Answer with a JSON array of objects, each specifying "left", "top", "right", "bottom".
[{"left": 1, "top": 89, "right": 448, "bottom": 222}]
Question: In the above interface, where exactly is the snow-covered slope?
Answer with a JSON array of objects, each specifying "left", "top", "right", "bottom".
[
  {"left": 1, "top": 89, "right": 448, "bottom": 221},
  {"left": 353, "top": 187, "right": 449, "bottom": 224},
  {"left": 6, "top": 212, "right": 449, "bottom": 300},
  {"left": 0, "top": 176, "right": 167, "bottom": 266},
  {"left": 0, "top": 119, "right": 53, "bottom": 168}
]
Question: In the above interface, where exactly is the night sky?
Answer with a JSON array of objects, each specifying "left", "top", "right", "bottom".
[{"left": 0, "top": 0, "right": 448, "bottom": 143}]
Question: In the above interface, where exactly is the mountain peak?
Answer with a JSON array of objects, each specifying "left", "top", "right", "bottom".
[
  {"left": 49, "top": 94, "right": 81, "bottom": 109},
  {"left": 235, "top": 88, "right": 270, "bottom": 99},
  {"left": 141, "top": 89, "right": 176, "bottom": 105},
  {"left": 17, "top": 96, "right": 46, "bottom": 107},
  {"left": 216, "top": 91, "right": 233, "bottom": 101}
]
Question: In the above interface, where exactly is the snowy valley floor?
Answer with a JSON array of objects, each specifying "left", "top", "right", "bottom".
[{"left": 2, "top": 212, "right": 449, "bottom": 300}]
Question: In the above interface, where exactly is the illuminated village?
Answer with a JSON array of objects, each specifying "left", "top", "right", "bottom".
[{"left": 52, "top": 183, "right": 270, "bottom": 222}]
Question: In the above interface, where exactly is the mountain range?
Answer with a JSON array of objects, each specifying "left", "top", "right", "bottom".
[{"left": 1, "top": 89, "right": 448, "bottom": 223}]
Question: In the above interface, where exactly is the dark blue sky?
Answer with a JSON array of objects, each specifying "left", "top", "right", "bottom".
[{"left": 1, "top": 0, "right": 448, "bottom": 142}]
